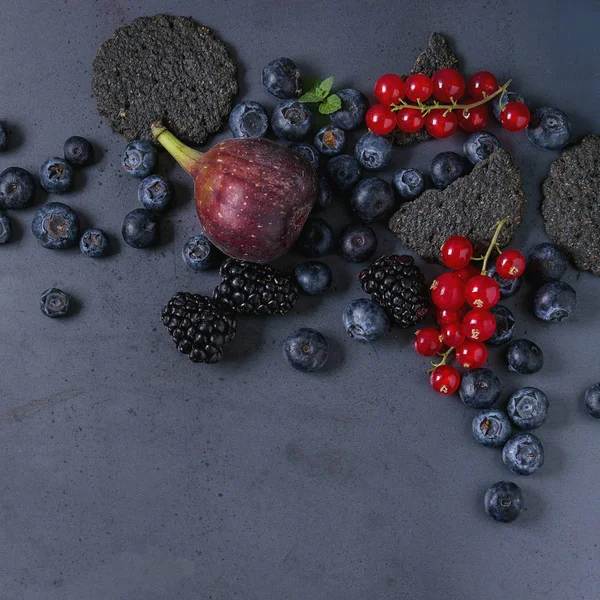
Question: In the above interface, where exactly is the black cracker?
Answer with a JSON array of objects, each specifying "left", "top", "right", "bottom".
[
  {"left": 388, "top": 149, "right": 526, "bottom": 262},
  {"left": 92, "top": 14, "right": 238, "bottom": 145},
  {"left": 542, "top": 135, "right": 600, "bottom": 276}
]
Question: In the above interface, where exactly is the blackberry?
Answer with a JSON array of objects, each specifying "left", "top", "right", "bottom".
[
  {"left": 214, "top": 258, "right": 298, "bottom": 316},
  {"left": 358, "top": 255, "right": 429, "bottom": 327},
  {"left": 161, "top": 292, "right": 236, "bottom": 364}
]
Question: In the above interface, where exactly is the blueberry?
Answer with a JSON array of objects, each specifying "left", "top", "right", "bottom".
[
  {"left": 0, "top": 120, "right": 8, "bottom": 151},
  {"left": 354, "top": 132, "right": 392, "bottom": 170},
  {"left": 0, "top": 212, "right": 11, "bottom": 244},
  {"left": 296, "top": 217, "right": 334, "bottom": 257},
  {"left": 488, "top": 305, "right": 516, "bottom": 346},
  {"left": 472, "top": 409, "right": 512, "bottom": 447},
  {"left": 122, "top": 140, "right": 157, "bottom": 178},
  {"left": 350, "top": 178, "right": 395, "bottom": 223},
  {"left": 392, "top": 168, "right": 425, "bottom": 200},
  {"left": 430, "top": 151, "right": 467, "bottom": 189},
  {"left": 502, "top": 432, "right": 544, "bottom": 476},
  {"left": 283, "top": 328, "right": 329, "bottom": 372},
  {"left": 326, "top": 154, "right": 362, "bottom": 192},
  {"left": 493, "top": 91, "right": 526, "bottom": 121},
  {"left": 182, "top": 234, "right": 220, "bottom": 270},
  {"left": 228, "top": 101, "right": 269, "bottom": 138},
  {"left": 343, "top": 298, "right": 389, "bottom": 342},
  {"left": 137, "top": 175, "right": 173, "bottom": 212},
  {"left": 339, "top": 223, "right": 377, "bottom": 263},
  {"left": 63, "top": 136, "right": 94, "bottom": 167},
  {"left": 314, "top": 125, "right": 346, "bottom": 156},
  {"left": 31, "top": 202, "right": 79, "bottom": 249},
  {"left": 271, "top": 100, "right": 313, "bottom": 141},
  {"left": 484, "top": 481, "right": 523, "bottom": 523},
  {"left": 463, "top": 131, "right": 500, "bottom": 165},
  {"left": 79, "top": 228, "right": 108, "bottom": 258},
  {"left": 294, "top": 261, "right": 332, "bottom": 295},
  {"left": 329, "top": 89, "right": 370, "bottom": 131},
  {"left": 289, "top": 142, "right": 320, "bottom": 170},
  {"left": 262, "top": 58, "right": 301, "bottom": 99},
  {"left": 507, "top": 339, "right": 544, "bottom": 374},
  {"left": 39, "top": 157, "right": 73, "bottom": 194},
  {"left": 121, "top": 208, "right": 159, "bottom": 248},
  {"left": 584, "top": 382, "right": 600, "bottom": 419},
  {"left": 40, "top": 288, "right": 70, "bottom": 318},
  {"left": 312, "top": 176, "right": 332, "bottom": 212},
  {"left": 507, "top": 387, "right": 549, "bottom": 430},
  {"left": 533, "top": 280, "right": 576, "bottom": 322},
  {"left": 526, "top": 107, "right": 571, "bottom": 151},
  {"left": 459, "top": 368, "right": 501, "bottom": 408},
  {"left": 527, "top": 243, "right": 568, "bottom": 283},
  {"left": 487, "top": 264, "right": 522, "bottom": 298},
  {"left": 0, "top": 167, "right": 35, "bottom": 209}
]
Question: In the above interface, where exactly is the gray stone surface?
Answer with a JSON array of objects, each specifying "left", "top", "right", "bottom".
[{"left": 0, "top": 1, "right": 599, "bottom": 599}]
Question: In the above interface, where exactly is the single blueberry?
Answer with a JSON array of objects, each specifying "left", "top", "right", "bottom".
[
  {"left": 80, "top": 228, "right": 108, "bottom": 258},
  {"left": 0, "top": 120, "right": 8, "bottom": 151},
  {"left": 507, "top": 387, "right": 549, "bottom": 430},
  {"left": 533, "top": 280, "right": 576, "bottom": 322},
  {"left": 271, "top": 100, "right": 313, "bottom": 141},
  {"left": 484, "top": 481, "right": 524, "bottom": 523},
  {"left": 584, "top": 382, "right": 600, "bottom": 419},
  {"left": 487, "top": 264, "right": 522, "bottom": 298},
  {"left": 312, "top": 176, "right": 332, "bottom": 212},
  {"left": 430, "top": 151, "right": 467, "bottom": 189},
  {"left": 294, "top": 261, "right": 332, "bottom": 295},
  {"left": 392, "top": 168, "right": 425, "bottom": 201},
  {"left": 527, "top": 243, "right": 568, "bottom": 283},
  {"left": 121, "top": 208, "right": 159, "bottom": 248},
  {"left": 329, "top": 89, "right": 370, "bottom": 131},
  {"left": 459, "top": 368, "right": 501, "bottom": 408},
  {"left": 526, "top": 107, "right": 571, "bottom": 151},
  {"left": 182, "top": 234, "right": 220, "bottom": 270},
  {"left": 0, "top": 167, "right": 36, "bottom": 209},
  {"left": 507, "top": 339, "right": 544, "bottom": 374},
  {"left": 63, "top": 136, "right": 94, "bottom": 167},
  {"left": 472, "top": 409, "right": 512, "bottom": 447},
  {"left": 463, "top": 131, "right": 500, "bottom": 164},
  {"left": 354, "top": 132, "right": 392, "bottom": 170},
  {"left": 39, "top": 157, "right": 73, "bottom": 194},
  {"left": 296, "top": 217, "right": 335, "bottom": 258},
  {"left": 488, "top": 305, "right": 516, "bottom": 346},
  {"left": 40, "top": 288, "right": 71, "bottom": 318},
  {"left": 0, "top": 212, "right": 11, "bottom": 244},
  {"left": 339, "top": 223, "right": 377, "bottom": 263},
  {"left": 289, "top": 142, "right": 320, "bottom": 170},
  {"left": 122, "top": 140, "right": 158, "bottom": 178},
  {"left": 326, "top": 154, "right": 362, "bottom": 192},
  {"left": 228, "top": 101, "right": 269, "bottom": 138},
  {"left": 283, "top": 328, "right": 329, "bottom": 372},
  {"left": 343, "top": 298, "right": 389, "bottom": 342},
  {"left": 138, "top": 175, "right": 173, "bottom": 212},
  {"left": 31, "top": 202, "right": 79, "bottom": 249},
  {"left": 350, "top": 177, "right": 395, "bottom": 223},
  {"left": 493, "top": 91, "right": 526, "bottom": 121},
  {"left": 262, "top": 57, "right": 301, "bottom": 99},
  {"left": 502, "top": 432, "right": 544, "bottom": 476},
  {"left": 314, "top": 125, "right": 346, "bottom": 156}
]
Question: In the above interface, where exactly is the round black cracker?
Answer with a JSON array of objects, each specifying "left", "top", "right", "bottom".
[
  {"left": 92, "top": 14, "right": 238, "bottom": 145},
  {"left": 542, "top": 135, "right": 600, "bottom": 276}
]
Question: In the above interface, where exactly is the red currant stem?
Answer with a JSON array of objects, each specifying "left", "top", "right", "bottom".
[
  {"left": 481, "top": 217, "right": 510, "bottom": 274},
  {"left": 495, "top": 243, "right": 503, "bottom": 254},
  {"left": 427, "top": 347, "right": 455, "bottom": 373},
  {"left": 471, "top": 256, "right": 486, "bottom": 262}
]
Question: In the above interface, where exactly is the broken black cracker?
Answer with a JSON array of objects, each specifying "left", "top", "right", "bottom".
[
  {"left": 388, "top": 149, "right": 525, "bottom": 262},
  {"left": 542, "top": 135, "right": 600, "bottom": 276},
  {"left": 391, "top": 32, "right": 460, "bottom": 147},
  {"left": 92, "top": 14, "right": 238, "bottom": 145}
]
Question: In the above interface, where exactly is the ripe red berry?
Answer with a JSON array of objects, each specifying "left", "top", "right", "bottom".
[
  {"left": 431, "top": 69, "right": 466, "bottom": 103},
  {"left": 365, "top": 104, "right": 396, "bottom": 135},
  {"left": 441, "top": 322, "right": 466, "bottom": 347},
  {"left": 462, "top": 308, "right": 496, "bottom": 341},
  {"left": 464, "top": 275, "right": 500, "bottom": 309},
  {"left": 467, "top": 71, "right": 499, "bottom": 100},
  {"left": 441, "top": 235, "right": 473, "bottom": 269},
  {"left": 455, "top": 340, "right": 488, "bottom": 369},
  {"left": 496, "top": 249, "right": 526, "bottom": 279},
  {"left": 374, "top": 74, "right": 406, "bottom": 106},
  {"left": 414, "top": 328, "right": 444, "bottom": 357},
  {"left": 435, "top": 307, "right": 466, "bottom": 326},
  {"left": 430, "top": 364, "right": 461, "bottom": 395},
  {"left": 426, "top": 109, "right": 458, "bottom": 138},
  {"left": 405, "top": 74, "right": 433, "bottom": 102},
  {"left": 455, "top": 264, "right": 480, "bottom": 283},
  {"left": 500, "top": 102, "right": 531, "bottom": 132},
  {"left": 430, "top": 272, "right": 465, "bottom": 310},
  {"left": 396, "top": 108, "right": 425, "bottom": 133},
  {"left": 456, "top": 100, "right": 489, "bottom": 133}
]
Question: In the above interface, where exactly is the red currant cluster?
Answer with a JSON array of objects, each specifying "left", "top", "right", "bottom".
[
  {"left": 365, "top": 70, "right": 531, "bottom": 138},
  {"left": 413, "top": 219, "right": 526, "bottom": 394}
]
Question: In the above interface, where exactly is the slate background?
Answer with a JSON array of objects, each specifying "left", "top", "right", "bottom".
[{"left": 1, "top": 1, "right": 599, "bottom": 598}]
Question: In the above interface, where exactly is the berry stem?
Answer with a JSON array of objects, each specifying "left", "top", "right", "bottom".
[
  {"left": 427, "top": 347, "right": 455, "bottom": 373},
  {"left": 481, "top": 217, "right": 510, "bottom": 274}
]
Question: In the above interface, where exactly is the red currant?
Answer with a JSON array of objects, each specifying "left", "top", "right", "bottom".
[
  {"left": 455, "top": 264, "right": 480, "bottom": 283},
  {"left": 496, "top": 249, "right": 526, "bottom": 279},
  {"left": 396, "top": 108, "right": 425, "bottom": 133},
  {"left": 441, "top": 322, "right": 466, "bottom": 347},
  {"left": 462, "top": 308, "right": 496, "bottom": 342},
  {"left": 464, "top": 275, "right": 500, "bottom": 309},
  {"left": 467, "top": 71, "right": 498, "bottom": 100},
  {"left": 430, "top": 272, "right": 465, "bottom": 310},
  {"left": 430, "top": 364, "right": 461, "bottom": 395},
  {"left": 426, "top": 109, "right": 458, "bottom": 139},
  {"left": 436, "top": 306, "right": 467, "bottom": 326},
  {"left": 456, "top": 100, "right": 488, "bottom": 133},
  {"left": 414, "top": 328, "right": 444, "bottom": 357},
  {"left": 374, "top": 74, "right": 406, "bottom": 106},
  {"left": 455, "top": 340, "right": 488, "bottom": 369},
  {"left": 441, "top": 235, "right": 473, "bottom": 269},
  {"left": 431, "top": 68, "right": 466, "bottom": 102},
  {"left": 499, "top": 102, "right": 530, "bottom": 132},
  {"left": 405, "top": 74, "right": 433, "bottom": 102},
  {"left": 365, "top": 104, "right": 396, "bottom": 135}
]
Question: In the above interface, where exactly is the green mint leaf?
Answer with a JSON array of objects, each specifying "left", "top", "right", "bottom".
[
  {"left": 316, "top": 76, "right": 335, "bottom": 98},
  {"left": 298, "top": 91, "right": 323, "bottom": 103},
  {"left": 318, "top": 94, "right": 342, "bottom": 115},
  {"left": 300, "top": 76, "right": 323, "bottom": 95}
]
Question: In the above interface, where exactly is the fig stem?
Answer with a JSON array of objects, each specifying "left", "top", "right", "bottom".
[{"left": 151, "top": 122, "right": 204, "bottom": 175}]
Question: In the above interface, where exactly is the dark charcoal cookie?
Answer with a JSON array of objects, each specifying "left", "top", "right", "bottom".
[
  {"left": 391, "top": 32, "right": 460, "bottom": 147},
  {"left": 92, "top": 15, "right": 238, "bottom": 145},
  {"left": 389, "top": 149, "right": 525, "bottom": 262},
  {"left": 542, "top": 135, "right": 600, "bottom": 276}
]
